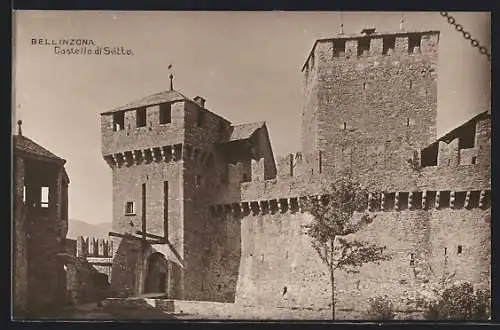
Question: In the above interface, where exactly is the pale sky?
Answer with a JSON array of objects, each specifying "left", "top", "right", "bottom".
[{"left": 12, "top": 11, "right": 490, "bottom": 225}]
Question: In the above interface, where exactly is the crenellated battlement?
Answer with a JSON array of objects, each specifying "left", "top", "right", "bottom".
[
  {"left": 209, "top": 188, "right": 491, "bottom": 218},
  {"left": 420, "top": 111, "right": 490, "bottom": 168},
  {"left": 302, "top": 30, "right": 440, "bottom": 72},
  {"left": 76, "top": 236, "right": 114, "bottom": 258}
]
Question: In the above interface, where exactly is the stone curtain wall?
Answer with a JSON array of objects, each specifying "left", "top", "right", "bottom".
[{"left": 231, "top": 203, "right": 490, "bottom": 316}]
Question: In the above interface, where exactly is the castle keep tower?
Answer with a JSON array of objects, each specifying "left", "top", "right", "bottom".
[
  {"left": 101, "top": 84, "right": 276, "bottom": 301},
  {"left": 301, "top": 28, "right": 440, "bottom": 175}
]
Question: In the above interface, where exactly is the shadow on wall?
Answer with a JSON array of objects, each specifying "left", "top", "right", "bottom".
[
  {"left": 203, "top": 208, "right": 242, "bottom": 303},
  {"left": 110, "top": 237, "right": 142, "bottom": 298}
]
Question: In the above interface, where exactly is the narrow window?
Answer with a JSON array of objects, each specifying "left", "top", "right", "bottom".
[
  {"left": 407, "top": 118, "right": 410, "bottom": 127},
  {"left": 409, "top": 253, "right": 415, "bottom": 266},
  {"left": 357, "top": 37, "right": 370, "bottom": 56},
  {"left": 125, "top": 201, "right": 135, "bottom": 215},
  {"left": 363, "top": 82, "right": 367, "bottom": 90},
  {"left": 41, "top": 186, "right": 49, "bottom": 208},
  {"left": 409, "top": 80, "right": 413, "bottom": 89},
  {"left": 113, "top": 112, "right": 125, "bottom": 131},
  {"left": 195, "top": 175, "right": 202, "bottom": 188},
  {"left": 136, "top": 108, "right": 147, "bottom": 127},
  {"left": 408, "top": 34, "right": 422, "bottom": 53},
  {"left": 471, "top": 156, "right": 477, "bottom": 165},
  {"left": 382, "top": 36, "right": 396, "bottom": 55},
  {"left": 159, "top": 103, "right": 172, "bottom": 124},
  {"left": 457, "top": 245, "right": 463, "bottom": 255},
  {"left": 444, "top": 247, "right": 447, "bottom": 255},
  {"left": 163, "top": 181, "right": 169, "bottom": 238},
  {"left": 333, "top": 39, "right": 346, "bottom": 57},
  {"left": 22, "top": 185, "right": 26, "bottom": 203},
  {"left": 343, "top": 122, "right": 347, "bottom": 130}
]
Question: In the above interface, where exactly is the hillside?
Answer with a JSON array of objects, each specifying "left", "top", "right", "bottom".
[{"left": 66, "top": 219, "right": 112, "bottom": 239}]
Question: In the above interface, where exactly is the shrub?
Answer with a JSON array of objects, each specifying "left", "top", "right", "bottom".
[
  {"left": 366, "top": 295, "right": 396, "bottom": 320},
  {"left": 423, "top": 282, "right": 490, "bottom": 320}
]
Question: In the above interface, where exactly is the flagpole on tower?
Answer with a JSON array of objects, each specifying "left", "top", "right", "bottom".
[
  {"left": 339, "top": 11, "right": 344, "bottom": 35},
  {"left": 168, "top": 64, "right": 174, "bottom": 90},
  {"left": 400, "top": 12, "right": 405, "bottom": 32}
]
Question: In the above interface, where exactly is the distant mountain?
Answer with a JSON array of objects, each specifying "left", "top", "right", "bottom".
[{"left": 66, "top": 219, "right": 112, "bottom": 239}]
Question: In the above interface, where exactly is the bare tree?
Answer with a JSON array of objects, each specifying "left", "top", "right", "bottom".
[{"left": 302, "top": 176, "right": 390, "bottom": 320}]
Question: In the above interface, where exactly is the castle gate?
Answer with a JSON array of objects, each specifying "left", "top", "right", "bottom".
[{"left": 144, "top": 252, "right": 168, "bottom": 295}]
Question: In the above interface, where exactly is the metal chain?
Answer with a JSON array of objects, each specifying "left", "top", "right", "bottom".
[{"left": 440, "top": 11, "right": 490, "bottom": 61}]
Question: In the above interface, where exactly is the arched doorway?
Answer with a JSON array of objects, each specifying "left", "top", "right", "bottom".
[{"left": 144, "top": 253, "right": 168, "bottom": 294}]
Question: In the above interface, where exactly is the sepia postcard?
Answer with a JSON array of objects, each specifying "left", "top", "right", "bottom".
[{"left": 11, "top": 11, "right": 491, "bottom": 321}]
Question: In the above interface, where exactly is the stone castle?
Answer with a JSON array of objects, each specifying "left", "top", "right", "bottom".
[{"left": 90, "top": 27, "right": 490, "bottom": 318}]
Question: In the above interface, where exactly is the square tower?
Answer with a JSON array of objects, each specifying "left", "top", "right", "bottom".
[
  {"left": 100, "top": 89, "right": 234, "bottom": 299},
  {"left": 301, "top": 28, "right": 440, "bottom": 174}
]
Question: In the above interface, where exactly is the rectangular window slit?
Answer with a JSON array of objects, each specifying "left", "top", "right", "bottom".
[
  {"left": 159, "top": 103, "right": 172, "bottom": 124},
  {"left": 382, "top": 36, "right": 396, "bottom": 55},
  {"left": 113, "top": 112, "right": 125, "bottom": 131},
  {"left": 357, "top": 37, "right": 370, "bottom": 56},
  {"left": 41, "top": 186, "right": 49, "bottom": 208},
  {"left": 333, "top": 40, "right": 346, "bottom": 57},
  {"left": 408, "top": 34, "right": 422, "bottom": 53},
  {"left": 136, "top": 107, "right": 147, "bottom": 127}
]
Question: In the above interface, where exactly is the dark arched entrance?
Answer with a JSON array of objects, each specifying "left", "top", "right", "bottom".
[{"left": 144, "top": 253, "right": 168, "bottom": 294}]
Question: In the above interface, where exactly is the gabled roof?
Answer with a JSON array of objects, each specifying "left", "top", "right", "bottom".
[
  {"left": 102, "top": 89, "right": 188, "bottom": 114},
  {"left": 229, "top": 121, "right": 265, "bottom": 142},
  {"left": 14, "top": 134, "right": 66, "bottom": 164}
]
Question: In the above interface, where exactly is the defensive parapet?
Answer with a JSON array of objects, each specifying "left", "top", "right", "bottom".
[{"left": 76, "top": 236, "right": 114, "bottom": 258}]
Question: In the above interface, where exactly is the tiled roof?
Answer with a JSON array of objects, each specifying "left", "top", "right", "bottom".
[
  {"left": 14, "top": 135, "right": 65, "bottom": 163},
  {"left": 102, "top": 89, "right": 188, "bottom": 114},
  {"left": 229, "top": 121, "right": 265, "bottom": 142}
]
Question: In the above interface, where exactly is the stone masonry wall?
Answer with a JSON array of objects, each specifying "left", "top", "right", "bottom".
[
  {"left": 233, "top": 205, "right": 490, "bottom": 317},
  {"left": 101, "top": 101, "right": 186, "bottom": 155},
  {"left": 305, "top": 32, "right": 439, "bottom": 177}
]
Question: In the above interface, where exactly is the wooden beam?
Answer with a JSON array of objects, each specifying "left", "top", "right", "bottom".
[
  {"left": 108, "top": 231, "right": 161, "bottom": 244},
  {"left": 135, "top": 231, "right": 164, "bottom": 240}
]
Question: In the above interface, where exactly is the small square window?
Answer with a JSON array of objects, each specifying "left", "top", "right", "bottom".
[{"left": 125, "top": 201, "right": 135, "bottom": 215}]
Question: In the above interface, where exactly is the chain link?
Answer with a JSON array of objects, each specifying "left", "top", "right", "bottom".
[{"left": 440, "top": 11, "right": 490, "bottom": 61}]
